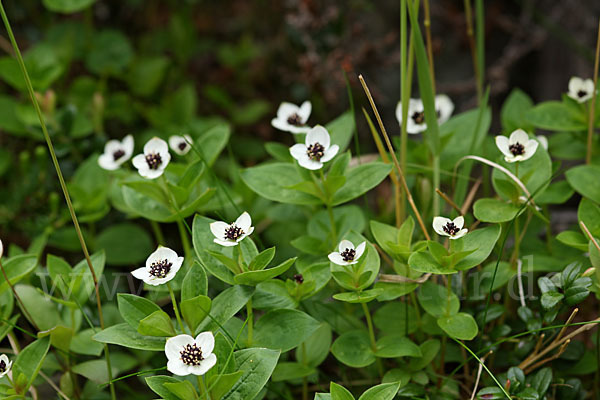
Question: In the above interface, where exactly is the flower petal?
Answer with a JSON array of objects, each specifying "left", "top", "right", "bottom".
[
  {"left": 354, "top": 242, "right": 367, "bottom": 260},
  {"left": 305, "top": 125, "right": 330, "bottom": 149},
  {"left": 521, "top": 140, "right": 539, "bottom": 161},
  {"left": 395, "top": 101, "right": 403, "bottom": 125},
  {"left": 214, "top": 238, "right": 238, "bottom": 247},
  {"left": 328, "top": 252, "right": 346, "bottom": 265},
  {"left": 195, "top": 331, "right": 215, "bottom": 355},
  {"left": 509, "top": 129, "right": 529, "bottom": 146},
  {"left": 451, "top": 229, "right": 469, "bottom": 240},
  {"left": 320, "top": 145, "right": 339, "bottom": 163},
  {"left": 131, "top": 154, "right": 147, "bottom": 170},
  {"left": 188, "top": 353, "right": 217, "bottom": 376},
  {"left": 297, "top": 157, "right": 323, "bottom": 170},
  {"left": 167, "top": 359, "right": 190, "bottom": 376},
  {"left": 452, "top": 215, "right": 465, "bottom": 229},
  {"left": 338, "top": 240, "right": 355, "bottom": 253},
  {"left": 144, "top": 137, "right": 169, "bottom": 155},
  {"left": 568, "top": 76, "right": 583, "bottom": 95},
  {"left": 235, "top": 212, "right": 252, "bottom": 232},
  {"left": 435, "top": 94, "right": 454, "bottom": 124},
  {"left": 165, "top": 334, "right": 195, "bottom": 359},
  {"left": 298, "top": 101, "right": 312, "bottom": 122},
  {"left": 209, "top": 221, "right": 229, "bottom": 240},
  {"left": 272, "top": 118, "right": 293, "bottom": 133},
  {"left": 494, "top": 136, "right": 513, "bottom": 158},
  {"left": 433, "top": 217, "right": 451, "bottom": 236},
  {"left": 276, "top": 102, "right": 299, "bottom": 120},
  {"left": 290, "top": 143, "right": 308, "bottom": 161},
  {"left": 536, "top": 135, "right": 548, "bottom": 150},
  {"left": 122, "top": 135, "right": 134, "bottom": 157},
  {"left": 98, "top": 154, "right": 119, "bottom": 171},
  {"left": 131, "top": 267, "right": 150, "bottom": 282}
]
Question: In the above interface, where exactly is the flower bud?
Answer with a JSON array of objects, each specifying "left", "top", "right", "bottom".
[{"left": 582, "top": 267, "right": 596, "bottom": 277}]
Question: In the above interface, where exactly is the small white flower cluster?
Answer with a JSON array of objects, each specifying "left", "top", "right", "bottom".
[
  {"left": 567, "top": 76, "right": 595, "bottom": 103},
  {"left": 0, "top": 354, "right": 12, "bottom": 379},
  {"left": 395, "top": 94, "right": 454, "bottom": 134},
  {"left": 98, "top": 134, "right": 194, "bottom": 179},
  {"left": 271, "top": 100, "right": 339, "bottom": 170}
]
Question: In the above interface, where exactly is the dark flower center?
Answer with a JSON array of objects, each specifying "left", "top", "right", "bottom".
[
  {"left": 293, "top": 274, "right": 304, "bottom": 284},
  {"left": 443, "top": 222, "right": 460, "bottom": 236},
  {"left": 306, "top": 142, "right": 325, "bottom": 161},
  {"left": 178, "top": 142, "right": 187, "bottom": 151},
  {"left": 180, "top": 343, "right": 204, "bottom": 366},
  {"left": 577, "top": 90, "right": 588, "bottom": 98},
  {"left": 112, "top": 149, "right": 125, "bottom": 161},
  {"left": 509, "top": 142, "right": 525, "bottom": 156},
  {"left": 0, "top": 360, "right": 6, "bottom": 373},
  {"left": 411, "top": 111, "right": 425, "bottom": 124},
  {"left": 224, "top": 225, "right": 244, "bottom": 241},
  {"left": 149, "top": 259, "right": 172, "bottom": 278},
  {"left": 340, "top": 248, "right": 356, "bottom": 262},
  {"left": 287, "top": 113, "right": 303, "bottom": 126},
  {"left": 145, "top": 153, "right": 162, "bottom": 170}
]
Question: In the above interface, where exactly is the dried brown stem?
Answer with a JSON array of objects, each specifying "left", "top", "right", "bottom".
[
  {"left": 460, "top": 178, "right": 481, "bottom": 215},
  {"left": 436, "top": 188, "right": 462, "bottom": 214}
]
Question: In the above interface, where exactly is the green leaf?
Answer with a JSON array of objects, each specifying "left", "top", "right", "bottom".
[
  {"left": 117, "top": 293, "right": 162, "bottom": 330},
  {"left": 358, "top": 383, "right": 400, "bottom": 400},
  {"left": 42, "top": 0, "right": 95, "bottom": 13},
  {"left": 12, "top": 337, "right": 50, "bottom": 393},
  {"left": 94, "top": 223, "right": 153, "bottom": 265},
  {"left": 0, "top": 254, "right": 37, "bottom": 294},
  {"left": 408, "top": 339, "right": 440, "bottom": 371},
  {"left": 146, "top": 376, "right": 182, "bottom": 400},
  {"left": 328, "top": 111, "right": 355, "bottom": 152},
  {"left": 37, "top": 325, "right": 73, "bottom": 352},
  {"left": 126, "top": 56, "right": 170, "bottom": 97},
  {"left": 93, "top": 323, "right": 166, "bottom": 351},
  {"left": 254, "top": 309, "right": 320, "bottom": 351},
  {"left": 332, "top": 162, "right": 393, "bottom": 206},
  {"left": 221, "top": 348, "right": 280, "bottom": 400},
  {"left": 70, "top": 328, "right": 103, "bottom": 356},
  {"left": 333, "top": 289, "right": 384, "bottom": 304},
  {"left": 180, "top": 295, "right": 211, "bottom": 334},
  {"left": 137, "top": 310, "right": 176, "bottom": 337},
  {"left": 241, "top": 163, "right": 321, "bottom": 205},
  {"left": 164, "top": 381, "right": 199, "bottom": 400},
  {"left": 556, "top": 231, "right": 589, "bottom": 251},
  {"left": 501, "top": 88, "right": 534, "bottom": 133},
  {"left": 271, "top": 362, "right": 316, "bottom": 382},
  {"left": 418, "top": 281, "right": 459, "bottom": 318},
  {"left": 531, "top": 367, "right": 552, "bottom": 396},
  {"left": 541, "top": 291, "right": 564, "bottom": 309},
  {"left": 375, "top": 335, "right": 422, "bottom": 358},
  {"left": 578, "top": 198, "right": 600, "bottom": 237},
  {"left": 85, "top": 30, "right": 133, "bottom": 76},
  {"left": 207, "top": 371, "right": 244, "bottom": 400},
  {"left": 473, "top": 198, "right": 521, "bottom": 223},
  {"left": 437, "top": 313, "right": 479, "bottom": 340},
  {"left": 249, "top": 247, "right": 276, "bottom": 271},
  {"left": 566, "top": 165, "right": 600, "bottom": 203},
  {"left": 295, "top": 322, "right": 332, "bottom": 367},
  {"left": 330, "top": 382, "right": 355, "bottom": 400},
  {"left": 331, "top": 330, "right": 376, "bottom": 368},
  {"left": 197, "top": 285, "right": 254, "bottom": 332},
  {"left": 234, "top": 257, "right": 296, "bottom": 286},
  {"left": 15, "top": 284, "right": 62, "bottom": 330},
  {"left": 526, "top": 101, "right": 586, "bottom": 131},
  {"left": 452, "top": 224, "right": 502, "bottom": 270},
  {"left": 181, "top": 262, "right": 208, "bottom": 301}
]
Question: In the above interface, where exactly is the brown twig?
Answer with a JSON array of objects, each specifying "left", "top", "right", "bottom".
[
  {"left": 358, "top": 74, "right": 431, "bottom": 240},
  {"left": 581, "top": 222, "right": 600, "bottom": 254},
  {"left": 460, "top": 178, "right": 481, "bottom": 215},
  {"left": 379, "top": 273, "right": 431, "bottom": 284},
  {"left": 586, "top": 18, "right": 600, "bottom": 165},
  {"left": 436, "top": 188, "right": 462, "bottom": 214}
]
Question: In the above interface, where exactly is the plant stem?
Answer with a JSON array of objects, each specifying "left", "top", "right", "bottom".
[
  {"left": 0, "top": 4, "right": 115, "bottom": 398},
  {"left": 463, "top": 0, "right": 482, "bottom": 102},
  {"left": 177, "top": 219, "right": 192, "bottom": 258},
  {"left": 586, "top": 19, "right": 600, "bottom": 165},
  {"left": 433, "top": 155, "right": 440, "bottom": 219},
  {"left": 422, "top": 0, "right": 435, "bottom": 91},
  {"left": 167, "top": 283, "right": 186, "bottom": 335},
  {"left": 361, "top": 302, "right": 383, "bottom": 377},
  {"left": 319, "top": 169, "right": 337, "bottom": 244},
  {"left": 198, "top": 375, "right": 211, "bottom": 400},
  {"left": 246, "top": 298, "right": 254, "bottom": 345},
  {"left": 150, "top": 220, "right": 165, "bottom": 245}
]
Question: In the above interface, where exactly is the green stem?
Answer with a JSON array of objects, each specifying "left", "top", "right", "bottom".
[
  {"left": 246, "top": 298, "right": 254, "bottom": 345},
  {"left": 319, "top": 169, "right": 337, "bottom": 245},
  {"left": 433, "top": 155, "right": 440, "bottom": 219},
  {"left": 0, "top": 3, "right": 115, "bottom": 398},
  {"left": 150, "top": 220, "right": 165, "bottom": 246},
  {"left": 177, "top": 219, "right": 191, "bottom": 258},
  {"left": 198, "top": 375, "right": 211, "bottom": 400},
  {"left": 361, "top": 302, "right": 383, "bottom": 377},
  {"left": 167, "top": 283, "right": 187, "bottom": 335}
]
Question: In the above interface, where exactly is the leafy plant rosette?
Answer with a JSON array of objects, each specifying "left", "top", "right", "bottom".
[{"left": 1, "top": 1, "right": 600, "bottom": 400}]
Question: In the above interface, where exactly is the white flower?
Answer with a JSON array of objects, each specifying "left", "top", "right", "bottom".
[
  {"left": 537, "top": 135, "right": 548, "bottom": 150},
  {"left": 328, "top": 240, "right": 366, "bottom": 266},
  {"left": 131, "top": 246, "right": 184, "bottom": 286},
  {"left": 395, "top": 94, "right": 454, "bottom": 134},
  {"left": 168, "top": 135, "right": 193, "bottom": 156},
  {"left": 495, "top": 129, "right": 538, "bottom": 163},
  {"left": 131, "top": 137, "right": 171, "bottom": 179},
  {"left": 433, "top": 216, "right": 468, "bottom": 240},
  {"left": 0, "top": 354, "right": 12, "bottom": 378},
  {"left": 271, "top": 101, "right": 312, "bottom": 134},
  {"left": 165, "top": 332, "right": 217, "bottom": 376},
  {"left": 0, "top": 238, "right": 3, "bottom": 259},
  {"left": 567, "top": 76, "right": 595, "bottom": 103},
  {"left": 289, "top": 125, "right": 339, "bottom": 170},
  {"left": 210, "top": 212, "right": 254, "bottom": 247},
  {"left": 98, "top": 135, "right": 134, "bottom": 171}
]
